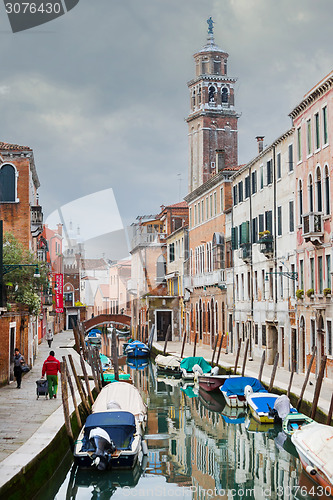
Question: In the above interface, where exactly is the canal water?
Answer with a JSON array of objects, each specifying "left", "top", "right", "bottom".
[{"left": 35, "top": 361, "right": 326, "bottom": 500}]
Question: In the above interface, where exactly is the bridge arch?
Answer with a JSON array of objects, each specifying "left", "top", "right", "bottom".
[{"left": 82, "top": 313, "right": 131, "bottom": 333}]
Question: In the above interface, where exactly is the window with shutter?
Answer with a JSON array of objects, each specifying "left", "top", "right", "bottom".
[
  {"left": 231, "top": 227, "right": 238, "bottom": 249},
  {"left": 0, "top": 164, "right": 16, "bottom": 202},
  {"left": 259, "top": 214, "right": 264, "bottom": 233},
  {"left": 245, "top": 176, "right": 250, "bottom": 198},
  {"left": 265, "top": 210, "right": 272, "bottom": 233}
]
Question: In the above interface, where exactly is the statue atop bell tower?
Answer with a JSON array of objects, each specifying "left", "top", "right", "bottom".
[{"left": 187, "top": 19, "right": 239, "bottom": 193}]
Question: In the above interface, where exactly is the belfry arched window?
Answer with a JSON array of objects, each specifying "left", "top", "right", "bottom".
[
  {"left": 208, "top": 85, "right": 216, "bottom": 102},
  {"left": 0, "top": 163, "right": 16, "bottom": 202},
  {"left": 221, "top": 87, "right": 228, "bottom": 104}
]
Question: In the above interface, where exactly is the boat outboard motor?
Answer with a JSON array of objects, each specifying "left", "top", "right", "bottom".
[
  {"left": 192, "top": 364, "right": 203, "bottom": 381},
  {"left": 274, "top": 394, "right": 291, "bottom": 420},
  {"left": 89, "top": 427, "right": 116, "bottom": 471}
]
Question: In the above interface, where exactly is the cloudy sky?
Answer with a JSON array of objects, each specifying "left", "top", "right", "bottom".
[{"left": 0, "top": 0, "right": 332, "bottom": 238}]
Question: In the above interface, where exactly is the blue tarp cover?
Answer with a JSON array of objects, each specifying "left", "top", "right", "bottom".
[
  {"left": 221, "top": 415, "right": 245, "bottom": 424},
  {"left": 180, "top": 357, "right": 211, "bottom": 373},
  {"left": 221, "top": 377, "right": 266, "bottom": 397},
  {"left": 88, "top": 329, "right": 101, "bottom": 337},
  {"left": 125, "top": 341, "right": 150, "bottom": 357},
  {"left": 84, "top": 411, "right": 136, "bottom": 450},
  {"left": 251, "top": 395, "right": 278, "bottom": 413},
  {"left": 181, "top": 386, "right": 198, "bottom": 398}
]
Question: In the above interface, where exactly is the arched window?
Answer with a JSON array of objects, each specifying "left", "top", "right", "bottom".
[
  {"left": 207, "top": 303, "right": 210, "bottom": 334},
  {"left": 192, "top": 90, "right": 195, "bottom": 109},
  {"left": 309, "top": 174, "right": 314, "bottom": 212},
  {"left": 203, "top": 303, "right": 206, "bottom": 332},
  {"left": 156, "top": 255, "right": 166, "bottom": 284},
  {"left": 0, "top": 164, "right": 16, "bottom": 202},
  {"left": 316, "top": 166, "right": 322, "bottom": 212},
  {"left": 208, "top": 85, "right": 216, "bottom": 102},
  {"left": 324, "top": 165, "right": 330, "bottom": 215},
  {"left": 298, "top": 179, "right": 303, "bottom": 224},
  {"left": 198, "top": 86, "right": 202, "bottom": 104},
  {"left": 221, "top": 87, "right": 228, "bottom": 104},
  {"left": 212, "top": 233, "right": 225, "bottom": 270}
]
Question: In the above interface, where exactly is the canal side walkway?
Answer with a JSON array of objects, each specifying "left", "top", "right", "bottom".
[
  {"left": 0, "top": 329, "right": 88, "bottom": 490},
  {"left": 155, "top": 340, "right": 333, "bottom": 417}
]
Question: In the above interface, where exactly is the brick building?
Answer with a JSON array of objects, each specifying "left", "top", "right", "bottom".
[
  {"left": 184, "top": 23, "right": 239, "bottom": 348},
  {"left": 0, "top": 140, "right": 43, "bottom": 385}
]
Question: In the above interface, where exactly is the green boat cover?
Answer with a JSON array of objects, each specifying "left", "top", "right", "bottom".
[
  {"left": 103, "top": 373, "right": 131, "bottom": 382},
  {"left": 100, "top": 354, "right": 110, "bottom": 365},
  {"left": 180, "top": 356, "right": 211, "bottom": 373}
]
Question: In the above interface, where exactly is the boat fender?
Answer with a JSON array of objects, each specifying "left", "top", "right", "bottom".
[
  {"left": 305, "top": 465, "right": 317, "bottom": 476},
  {"left": 244, "top": 385, "right": 253, "bottom": 400},
  {"left": 192, "top": 364, "right": 203, "bottom": 378},
  {"left": 211, "top": 366, "right": 219, "bottom": 376},
  {"left": 141, "top": 439, "right": 149, "bottom": 456}
]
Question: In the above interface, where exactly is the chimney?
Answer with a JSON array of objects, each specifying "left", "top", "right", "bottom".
[{"left": 256, "top": 136, "right": 264, "bottom": 154}]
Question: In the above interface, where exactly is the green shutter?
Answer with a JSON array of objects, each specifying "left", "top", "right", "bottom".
[
  {"left": 241, "top": 221, "right": 249, "bottom": 244},
  {"left": 231, "top": 227, "right": 238, "bottom": 249}
]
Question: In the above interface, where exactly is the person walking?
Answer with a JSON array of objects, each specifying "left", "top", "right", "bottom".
[
  {"left": 46, "top": 328, "right": 54, "bottom": 348},
  {"left": 42, "top": 351, "right": 61, "bottom": 399},
  {"left": 13, "top": 348, "right": 24, "bottom": 388}
]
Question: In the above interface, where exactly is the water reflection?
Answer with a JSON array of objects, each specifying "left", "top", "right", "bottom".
[{"left": 36, "top": 361, "right": 312, "bottom": 500}]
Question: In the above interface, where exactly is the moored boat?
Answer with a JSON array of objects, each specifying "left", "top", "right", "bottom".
[
  {"left": 85, "top": 329, "right": 102, "bottom": 345},
  {"left": 155, "top": 354, "right": 182, "bottom": 378},
  {"left": 291, "top": 422, "right": 333, "bottom": 494},
  {"left": 220, "top": 376, "right": 265, "bottom": 408},
  {"left": 180, "top": 356, "right": 211, "bottom": 380},
  {"left": 198, "top": 372, "right": 240, "bottom": 392},
  {"left": 282, "top": 412, "right": 314, "bottom": 436},
  {"left": 125, "top": 340, "right": 150, "bottom": 358},
  {"left": 245, "top": 390, "right": 279, "bottom": 424},
  {"left": 73, "top": 381, "right": 147, "bottom": 470}
]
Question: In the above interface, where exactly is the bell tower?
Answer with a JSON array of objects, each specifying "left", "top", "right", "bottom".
[{"left": 187, "top": 18, "right": 239, "bottom": 192}]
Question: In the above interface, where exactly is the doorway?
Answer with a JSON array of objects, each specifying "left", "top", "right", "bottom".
[
  {"left": 291, "top": 328, "right": 297, "bottom": 372},
  {"left": 156, "top": 310, "right": 172, "bottom": 341},
  {"left": 9, "top": 325, "right": 16, "bottom": 382}
]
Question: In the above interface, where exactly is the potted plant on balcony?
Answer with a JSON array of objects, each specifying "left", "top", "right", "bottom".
[
  {"left": 296, "top": 289, "right": 304, "bottom": 300},
  {"left": 258, "top": 230, "right": 273, "bottom": 256},
  {"left": 323, "top": 287, "right": 331, "bottom": 297},
  {"left": 306, "top": 288, "right": 315, "bottom": 298}
]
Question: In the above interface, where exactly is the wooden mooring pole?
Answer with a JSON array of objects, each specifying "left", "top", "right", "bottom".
[
  {"left": 192, "top": 331, "right": 198, "bottom": 357},
  {"left": 112, "top": 327, "right": 119, "bottom": 381},
  {"left": 287, "top": 362, "right": 295, "bottom": 398},
  {"left": 296, "top": 346, "right": 317, "bottom": 410},
  {"left": 60, "top": 361, "right": 74, "bottom": 447},
  {"left": 310, "top": 355, "right": 327, "bottom": 420},
  {"left": 258, "top": 350, "right": 266, "bottom": 383},
  {"left": 67, "top": 354, "right": 90, "bottom": 415},
  {"left": 241, "top": 338, "right": 249, "bottom": 377},
  {"left": 211, "top": 335, "right": 219, "bottom": 366},
  {"left": 80, "top": 354, "right": 95, "bottom": 406},
  {"left": 268, "top": 353, "right": 279, "bottom": 392},
  {"left": 180, "top": 328, "right": 187, "bottom": 359},
  {"left": 234, "top": 339, "right": 242, "bottom": 375},
  {"left": 215, "top": 333, "right": 224, "bottom": 368},
  {"left": 163, "top": 325, "right": 171, "bottom": 355},
  {"left": 62, "top": 356, "right": 82, "bottom": 429}
]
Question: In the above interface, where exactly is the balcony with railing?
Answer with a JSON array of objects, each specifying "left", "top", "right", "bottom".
[
  {"left": 131, "top": 232, "right": 165, "bottom": 250},
  {"left": 183, "top": 269, "right": 226, "bottom": 290},
  {"left": 31, "top": 205, "right": 43, "bottom": 237},
  {"left": 302, "top": 212, "right": 323, "bottom": 242}
]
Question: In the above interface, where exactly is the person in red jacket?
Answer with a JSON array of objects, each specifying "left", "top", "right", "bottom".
[{"left": 42, "top": 350, "right": 61, "bottom": 399}]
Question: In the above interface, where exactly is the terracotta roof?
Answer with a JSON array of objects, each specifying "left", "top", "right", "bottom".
[
  {"left": 0, "top": 141, "right": 32, "bottom": 151},
  {"left": 99, "top": 284, "right": 110, "bottom": 297},
  {"left": 81, "top": 258, "right": 109, "bottom": 271},
  {"left": 223, "top": 165, "right": 242, "bottom": 171},
  {"left": 165, "top": 201, "right": 188, "bottom": 209}
]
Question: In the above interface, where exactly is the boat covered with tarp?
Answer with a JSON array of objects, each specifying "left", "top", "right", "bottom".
[
  {"left": 180, "top": 356, "right": 212, "bottom": 379},
  {"left": 74, "top": 382, "right": 147, "bottom": 470},
  {"left": 155, "top": 354, "right": 181, "bottom": 378},
  {"left": 125, "top": 340, "right": 150, "bottom": 358},
  {"left": 220, "top": 376, "right": 265, "bottom": 407}
]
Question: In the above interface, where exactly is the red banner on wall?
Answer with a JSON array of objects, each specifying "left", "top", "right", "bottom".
[{"left": 55, "top": 273, "right": 64, "bottom": 313}]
